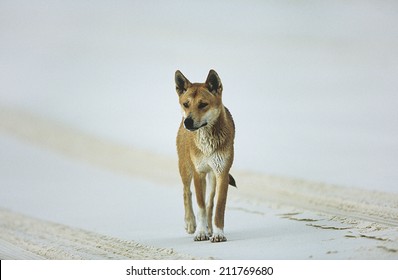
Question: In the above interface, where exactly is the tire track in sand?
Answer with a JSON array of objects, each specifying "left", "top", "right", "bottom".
[{"left": 0, "top": 208, "right": 194, "bottom": 260}]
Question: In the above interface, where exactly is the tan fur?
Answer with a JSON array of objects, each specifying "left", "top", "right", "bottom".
[{"left": 175, "top": 69, "right": 235, "bottom": 242}]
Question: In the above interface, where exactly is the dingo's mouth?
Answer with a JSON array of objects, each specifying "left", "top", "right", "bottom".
[{"left": 185, "top": 121, "right": 208, "bottom": 131}]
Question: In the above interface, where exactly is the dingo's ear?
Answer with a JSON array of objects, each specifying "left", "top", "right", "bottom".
[
  {"left": 205, "top": 69, "right": 223, "bottom": 95},
  {"left": 175, "top": 70, "right": 191, "bottom": 96}
]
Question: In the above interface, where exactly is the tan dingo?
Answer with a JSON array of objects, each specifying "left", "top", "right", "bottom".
[{"left": 175, "top": 69, "right": 236, "bottom": 242}]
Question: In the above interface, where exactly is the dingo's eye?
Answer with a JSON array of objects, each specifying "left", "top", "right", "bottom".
[
  {"left": 183, "top": 102, "right": 189, "bottom": 108},
  {"left": 198, "top": 103, "right": 208, "bottom": 109}
]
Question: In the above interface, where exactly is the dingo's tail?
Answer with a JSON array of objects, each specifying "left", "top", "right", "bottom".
[{"left": 229, "top": 174, "right": 237, "bottom": 188}]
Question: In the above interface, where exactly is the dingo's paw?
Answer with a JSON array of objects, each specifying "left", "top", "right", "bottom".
[
  {"left": 185, "top": 217, "right": 196, "bottom": 234},
  {"left": 210, "top": 233, "right": 227, "bottom": 242},
  {"left": 210, "top": 227, "right": 227, "bottom": 242},
  {"left": 194, "top": 231, "right": 209, "bottom": 241}
]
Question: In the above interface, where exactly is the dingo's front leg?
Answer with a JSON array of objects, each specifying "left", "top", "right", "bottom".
[
  {"left": 206, "top": 172, "right": 216, "bottom": 236},
  {"left": 193, "top": 172, "right": 209, "bottom": 241},
  {"left": 210, "top": 172, "right": 229, "bottom": 242}
]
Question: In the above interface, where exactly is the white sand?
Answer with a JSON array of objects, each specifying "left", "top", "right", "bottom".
[{"left": 1, "top": 108, "right": 397, "bottom": 259}]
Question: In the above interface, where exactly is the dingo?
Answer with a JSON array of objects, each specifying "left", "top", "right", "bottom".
[{"left": 175, "top": 69, "right": 236, "bottom": 242}]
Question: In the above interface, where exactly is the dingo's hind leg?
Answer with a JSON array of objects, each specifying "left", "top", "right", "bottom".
[{"left": 180, "top": 167, "right": 196, "bottom": 234}]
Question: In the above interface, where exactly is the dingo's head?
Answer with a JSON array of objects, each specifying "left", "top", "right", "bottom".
[{"left": 175, "top": 69, "right": 223, "bottom": 131}]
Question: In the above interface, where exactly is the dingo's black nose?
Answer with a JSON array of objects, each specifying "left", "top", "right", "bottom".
[{"left": 184, "top": 117, "right": 194, "bottom": 130}]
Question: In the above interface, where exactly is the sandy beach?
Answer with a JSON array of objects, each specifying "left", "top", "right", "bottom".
[
  {"left": 1, "top": 0, "right": 398, "bottom": 261},
  {"left": 1, "top": 108, "right": 397, "bottom": 260}
]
